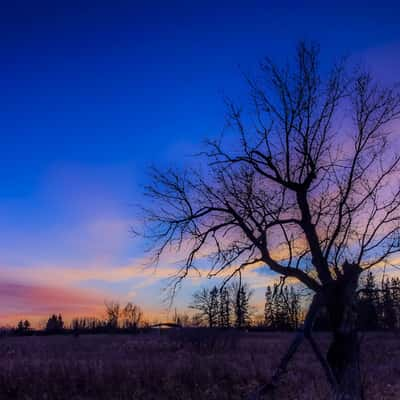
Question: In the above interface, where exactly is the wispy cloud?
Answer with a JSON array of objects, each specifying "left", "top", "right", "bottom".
[{"left": 0, "top": 281, "right": 104, "bottom": 326}]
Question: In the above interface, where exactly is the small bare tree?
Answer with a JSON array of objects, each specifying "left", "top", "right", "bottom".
[
  {"left": 122, "top": 302, "right": 143, "bottom": 330},
  {"left": 189, "top": 287, "right": 219, "bottom": 327},
  {"left": 105, "top": 301, "right": 120, "bottom": 330},
  {"left": 141, "top": 43, "right": 400, "bottom": 399}
]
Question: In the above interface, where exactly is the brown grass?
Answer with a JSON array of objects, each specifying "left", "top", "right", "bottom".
[{"left": 0, "top": 331, "right": 398, "bottom": 399}]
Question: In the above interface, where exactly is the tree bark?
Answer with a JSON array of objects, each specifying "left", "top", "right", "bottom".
[
  {"left": 325, "top": 263, "right": 363, "bottom": 400},
  {"left": 327, "top": 330, "right": 362, "bottom": 400}
]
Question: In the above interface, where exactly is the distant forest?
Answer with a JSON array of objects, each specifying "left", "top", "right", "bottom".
[{"left": 6, "top": 272, "right": 400, "bottom": 336}]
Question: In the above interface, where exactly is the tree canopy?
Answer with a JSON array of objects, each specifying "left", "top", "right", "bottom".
[{"left": 142, "top": 43, "right": 400, "bottom": 294}]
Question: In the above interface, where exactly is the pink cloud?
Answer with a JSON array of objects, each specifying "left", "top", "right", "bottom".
[{"left": 0, "top": 281, "right": 104, "bottom": 327}]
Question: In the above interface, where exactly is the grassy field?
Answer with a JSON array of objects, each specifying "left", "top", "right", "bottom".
[{"left": 0, "top": 331, "right": 398, "bottom": 399}]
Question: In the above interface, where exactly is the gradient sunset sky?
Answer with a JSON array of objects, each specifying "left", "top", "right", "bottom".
[{"left": 1, "top": 1, "right": 400, "bottom": 325}]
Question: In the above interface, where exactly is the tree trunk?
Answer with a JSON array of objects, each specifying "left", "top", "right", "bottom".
[
  {"left": 327, "top": 329, "right": 362, "bottom": 400},
  {"left": 325, "top": 263, "right": 363, "bottom": 400}
]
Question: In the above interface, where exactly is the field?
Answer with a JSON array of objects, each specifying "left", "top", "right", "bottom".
[{"left": 0, "top": 331, "right": 398, "bottom": 400}]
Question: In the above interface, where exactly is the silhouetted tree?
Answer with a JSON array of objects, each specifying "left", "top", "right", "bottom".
[
  {"left": 232, "top": 283, "right": 251, "bottom": 328},
  {"left": 273, "top": 287, "right": 291, "bottom": 330},
  {"left": 358, "top": 272, "right": 379, "bottom": 330},
  {"left": 16, "top": 319, "right": 30, "bottom": 334},
  {"left": 189, "top": 287, "right": 219, "bottom": 327},
  {"left": 122, "top": 302, "right": 142, "bottom": 330},
  {"left": 71, "top": 316, "right": 105, "bottom": 333},
  {"left": 141, "top": 42, "right": 400, "bottom": 399},
  {"left": 218, "top": 287, "right": 231, "bottom": 328},
  {"left": 105, "top": 301, "right": 120, "bottom": 330},
  {"left": 46, "top": 314, "right": 64, "bottom": 333},
  {"left": 381, "top": 278, "right": 397, "bottom": 330},
  {"left": 264, "top": 283, "right": 301, "bottom": 330},
  {"left": 288, "top": 286, "right": 301, "bottom": 330},
  {"left": 210, "top": 287, "right": 219, "bottom": 326},
  {"left": 264, "top": 286, "right": 274, "bottom": 327},
  {"left": 391, "top": 277, "right": 400, "bottom": 329}
]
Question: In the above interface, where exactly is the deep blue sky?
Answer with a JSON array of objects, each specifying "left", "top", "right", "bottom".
[{"left": 0, "top": 1, "right": 399, "bottom": 322}]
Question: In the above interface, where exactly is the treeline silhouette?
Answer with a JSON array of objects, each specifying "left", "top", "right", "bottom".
[
  {"left": 170, "top": 274, "right": 400, "bottom": 332},
  {"left": 263, "top": 273, "right": 400, "bottom": 332},
  {"left": 188, "top": 283, "right": 252, "bottom": 328},
  {"left": 12, "top": 302, "right": 146, "bottom": 336},
  {"left": 7, "top": 272, "right": 400, "bottom": 336}
]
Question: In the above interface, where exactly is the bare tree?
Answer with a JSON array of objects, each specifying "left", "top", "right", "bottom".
[
  {"left": 71, "top": 316, "right": 105, "bottom": 332},
  {"left": 141, "top": 43, "right": 400, "bottom": 399},
  {"left": 105, "top": 301, "right": 120, "bottom": 330},
  {"left": 264, "top": 283, "right": 301, "bottom": 330},
  {"left": 122, "top": 302, "right": 143, "bottom": 330},
  {"left": 189, "top": 287, "right": 219, "bottom": 327}
]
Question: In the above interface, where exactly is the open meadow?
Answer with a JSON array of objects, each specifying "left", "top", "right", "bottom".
[{"left": 0, "top": 331, "right": 398, "bottom": 400}]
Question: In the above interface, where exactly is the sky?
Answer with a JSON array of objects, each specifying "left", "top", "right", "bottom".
[{"left": 1, "top": 0, "right": 400, "bottom": 325}]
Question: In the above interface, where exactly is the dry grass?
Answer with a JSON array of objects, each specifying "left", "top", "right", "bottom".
[{"left": 0, "top": 331, "right": 398, "bottom": 399}]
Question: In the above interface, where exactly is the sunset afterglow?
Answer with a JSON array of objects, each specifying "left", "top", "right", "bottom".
[{"left": 1, "top": 1, "right": 399, "bottom": 326}]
